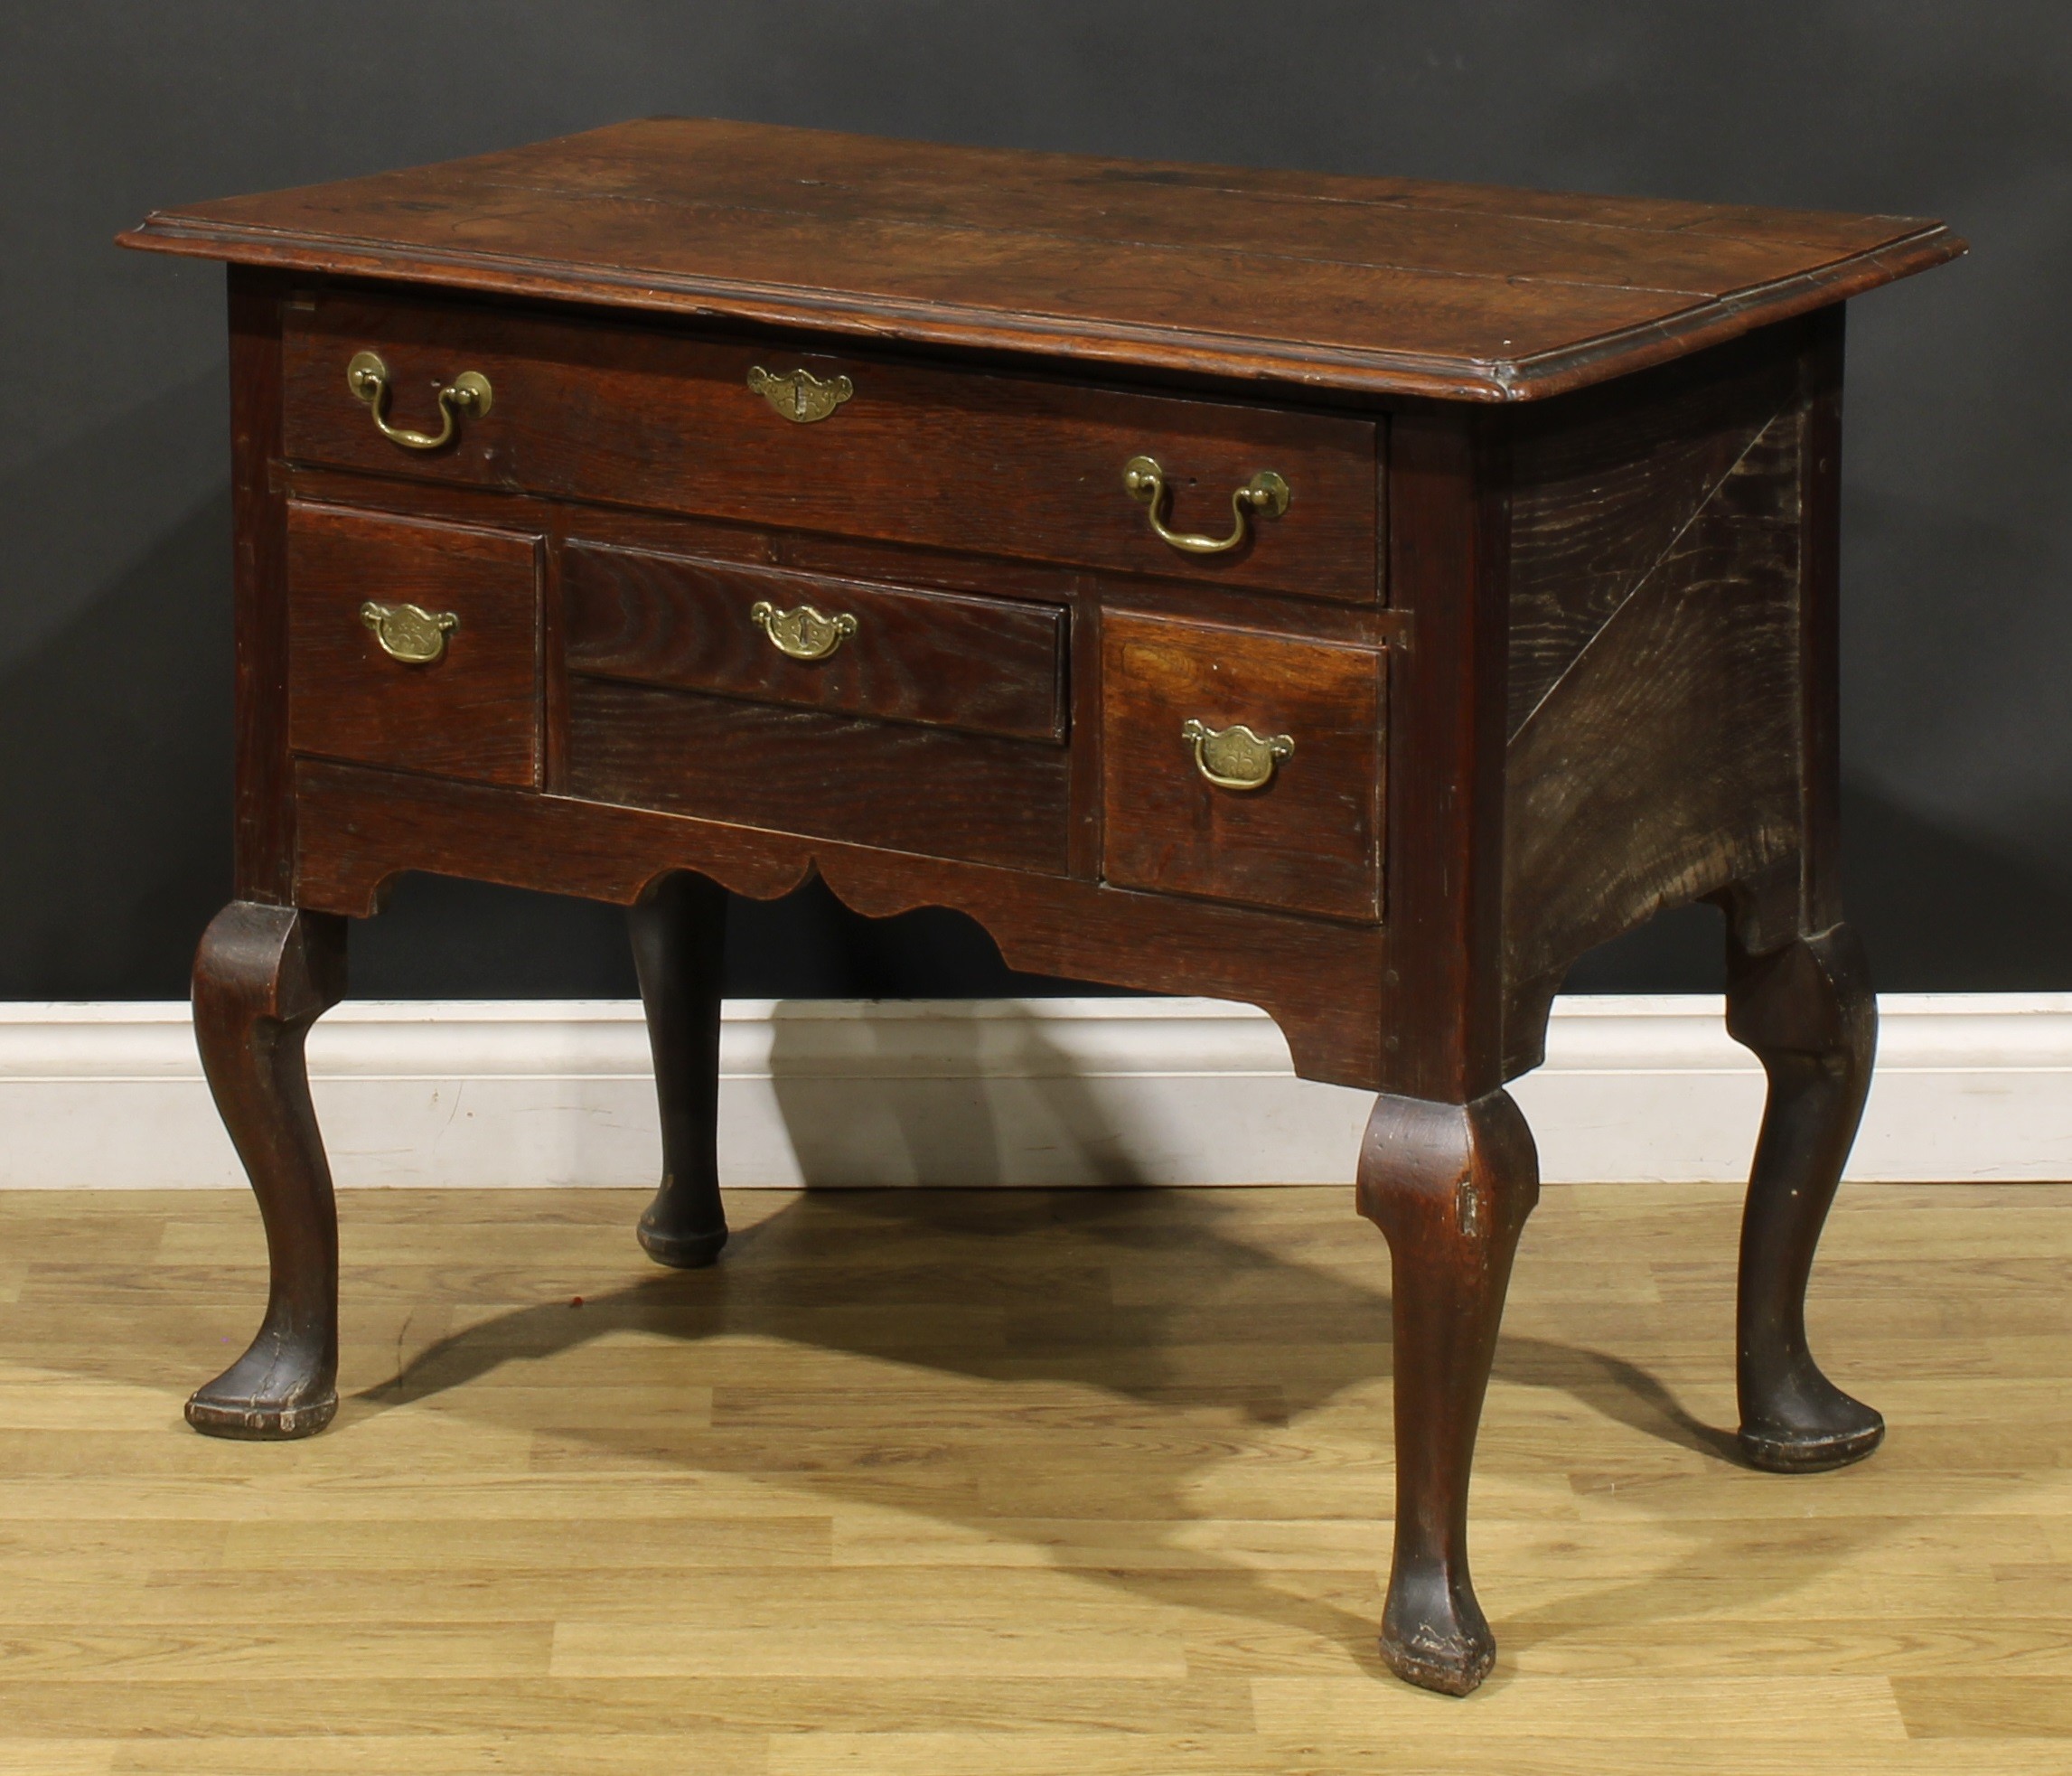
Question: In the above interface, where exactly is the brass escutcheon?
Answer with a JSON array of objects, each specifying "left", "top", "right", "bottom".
[
  {"left": 1181, "top": 719, "right": 1293, "bottom": 791},
  {"left": 746, "top": 364, "right": 854, "bottom": 423},
  {"left": 361, "top": 599, "right": 459, "bottom": 665},
  {"left": 347, "top": 350, "right": 492, "bottom": 451},
  {"left": 751, "top": 598, "right": 858, "bottom": 661},
  {"left": 1122, "top": 456, "right": 1289, "bottom": 556}
]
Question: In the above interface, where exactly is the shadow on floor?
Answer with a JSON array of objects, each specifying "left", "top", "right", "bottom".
[{"left": 349, "top": 1182, "right": 1877, "bottom": 1679}]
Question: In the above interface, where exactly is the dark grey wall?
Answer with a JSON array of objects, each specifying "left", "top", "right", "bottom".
[{"left": 5, "top": 2, "right": 2066, "bottom": 1001}]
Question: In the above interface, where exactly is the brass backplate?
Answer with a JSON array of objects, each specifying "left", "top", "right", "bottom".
[{"left": 747, "top": 365, "right": 855, "bottom": 423}]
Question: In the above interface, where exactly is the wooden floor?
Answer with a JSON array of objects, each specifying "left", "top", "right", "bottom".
[{"left": 0, "top": 1180, "right": 2067, "bottom": 1772}]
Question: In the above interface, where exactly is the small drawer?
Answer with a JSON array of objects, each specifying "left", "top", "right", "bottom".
[
  {"left": 563, "top": 541, "right": 1067, "bottom": 743},
  {"left": 286, "top": 503, "right": 542, "bottom": 787},
  {"left": 282, "top": 290, "right": 1379, "bottom": 603},
  {"left": 1102, "top": 614, "right": 1384, "bottom": 922}
]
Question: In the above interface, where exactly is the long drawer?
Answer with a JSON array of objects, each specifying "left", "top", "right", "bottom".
[{"left": 282, "top": 288, "right": 1380, "bottom": 603}]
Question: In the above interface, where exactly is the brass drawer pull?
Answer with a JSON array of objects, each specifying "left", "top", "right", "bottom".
[
  {"left": 1182, "top": 719, "right": 1293, "bottom": 791},
  {"left": 1122, "top": 456, "right": 1289, "bottom": 556},
  {"left": 361, "top": 599, "right": 458, "bottom": 665},
  {"left": 347, "top": 351, "right": 492, "bottom": 451},
  {"left": 747, "top": 364, "right": 854, "bottom": 423},
  {"left": 751, "top": 598, "right": 858, "bottom": 662}
]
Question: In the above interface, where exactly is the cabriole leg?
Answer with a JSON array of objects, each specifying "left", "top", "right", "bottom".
[
  {"left": 1726, "top": 921, "right": 1884, "bottom": 1471},
  {"left": 186, "top": 901, "right": 346, "bottom": 1439},
  {"left": 629, "top": 871, "right": 730, "bottom": 1268},
  {"left": 1357, "top": 1089, "right": 1540, "bottom": 1696}
]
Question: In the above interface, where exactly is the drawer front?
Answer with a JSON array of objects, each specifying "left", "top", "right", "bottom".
[
  {"left": 283, "top": 291, "right": 1379, "bottom": 603},
  {"left": 564, "top": 541, "right": 1067, "bottom": 743},
  {"left": 565, "top": 678, "right": 1069, "bottom": 875},
  {"left": 286, "top": 503, "right": 542, "bottom": 788},
  {"left": 1102, "top": 615, "right": 1384, "bottom": 922}
]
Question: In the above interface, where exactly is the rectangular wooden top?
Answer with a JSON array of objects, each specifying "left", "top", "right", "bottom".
[{"left": 120, "top": 117, "right": 1962, "bottom": 402}]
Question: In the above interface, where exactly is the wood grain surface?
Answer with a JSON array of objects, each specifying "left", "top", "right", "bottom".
[
  {"left": 1, "top": 1179, "right": 2064, "bottom": 1770},
  {"left": 278, "top": 287, "right": 1380, "bottom": 601},
  {"left": 563, "top": 677, "right": 1073, "bottom": 876},
  {"left": 564, "top": 541, "right": 1069, "bottom": 743},
  {"left": 1101, "top": 615, "right": 1384, "bottom": 923},
  {"left": 287, "top": 758, "right": 1392, "bottom": 1089},
  {"left": 1500, "top": 326, "right": 1814, "bottom": 1076},
  {"left": 1503, "top": 327, "right": 1803, "bottom": 739},
  {"left": 286, "top": 503, "right": 544, "bottom": 789},
  {"left": 1378, "top": 408, "right": 1512, "bottom": 1104},
  {"left": 227, "top": 269, "right": 297, "bottom": 904},
  {"left": 118, "top": 117, "right": 1963, "bottom": 400},
  {"left": 113, "top": 133, "right": 1982, "bottom": 1734}
]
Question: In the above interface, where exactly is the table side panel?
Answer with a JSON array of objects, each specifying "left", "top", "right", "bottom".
[{"left": 1500, "top": 320, "right": 1814, "bottom": 1076}]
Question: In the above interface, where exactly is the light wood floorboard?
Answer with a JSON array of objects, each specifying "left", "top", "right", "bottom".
[{"left": 0, "top": 1180, "right": 2067, "bottom": 1771}]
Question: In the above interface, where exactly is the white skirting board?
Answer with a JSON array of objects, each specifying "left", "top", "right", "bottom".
[{"left": 0, "top": 994, "right": 2066, "bottom": 1189}]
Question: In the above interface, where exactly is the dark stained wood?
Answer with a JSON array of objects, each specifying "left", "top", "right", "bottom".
[
  {"left": 1499, "top": 331, "right": 1811, "bottom": 1076},
  {"left": 1100, "top": 615, "right": 1383, "bottom": 923},
  {"left": 278, "top": 288, "right": 1380, "bottom": 602},
  {"left": 1380, "top": 410, "right": 1512, "bottom": 1102},
  {"left": 540, "top": 499, "right": 573, "bottom": 795},
  {"left": 564, "top": 541, "right": 1068, "bottom": 743},
  {"left": 118, "top": 118, "right": 1962, "bottom": 401},
  {"left": 1504, "top": 325, "right": 1803, "bottom": 737},
  {"left": 769, "top": 523, "right": 1082, "bottom": 607},
  {"left": 228, "top": 269, "right": 295, "bottom": 903},
  {"left": 1066, "top": 574, "right": 1103, "bottom": 883},
  {"left": 127, "top": 125, "right": 1961, "bottom": 1700},
  {"left": 1096, "top": 571, "right": 1406, "bottom": 649},
  {"left": 282, "top": 453, "right": 1409, "bottom": 651},
  {"left": 288, "top": 757, "right": 1392, "bottom": 1089},
  {"left": 285, "top": 464, "right": 1092, "bottom": 609},
  {"left": 564, "top": 677, "right": 1072, "bottom": 877},
  {"left": 628, "top": 871, "right": 731, "bottom": 1270},
  {"left": 1355, "top": 1087, "right": 1539, "bottom": 1695},
  {"left": 286, "top": 503, "right": 544, "bottom": 788},
  {"left": 1727, "top": 921, "right": 1886, "bottom": 1472},
  {"left": 184, "top": 900, "right": 347, "bottom": 1439},
  {"left": 1795, "top": 305, "right": 1848, "bottom": 934}
]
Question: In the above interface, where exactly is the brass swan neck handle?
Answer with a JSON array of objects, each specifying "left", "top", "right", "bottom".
[
  {"left": 1122, "top": 456, "right": 1289, "bottom": 556},
  {"left": 347, "top": 351, "right": 492, "bottom": 452}
]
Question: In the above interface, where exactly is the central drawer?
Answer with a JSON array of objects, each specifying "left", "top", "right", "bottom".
[
  {"left": 282, "top": 288, "right": 1380, "bottom": 603},
  {"left": 563, "top": 540, "right": 1067, "bottom": 742},
  {"left": 560, "top": 540, "right": 1073, "bottom": 874}
]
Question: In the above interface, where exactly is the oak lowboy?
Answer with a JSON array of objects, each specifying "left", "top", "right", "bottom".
[{"left": 121, "top": 119, "right": 1961, "bottom": 1695}]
